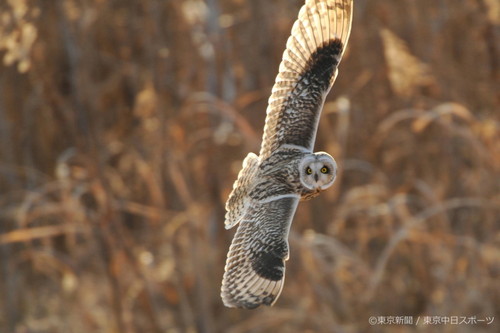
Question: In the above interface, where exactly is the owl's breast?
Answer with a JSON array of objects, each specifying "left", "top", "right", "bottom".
[{"left": 299, "top": 188, "right": 321, "bottom": 201}]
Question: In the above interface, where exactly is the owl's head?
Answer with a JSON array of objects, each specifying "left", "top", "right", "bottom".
[{"left": 299, "top": 152, "right": 337, "bottom": 191}]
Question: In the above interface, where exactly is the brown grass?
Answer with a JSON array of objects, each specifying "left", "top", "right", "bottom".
[{"left": 0, "top": 0, "right": 499, "bottom": 332}]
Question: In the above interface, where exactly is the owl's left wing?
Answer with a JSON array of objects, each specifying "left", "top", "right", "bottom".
[
  {"left": 221, "top": 195, "right": 300, "bottom": 309},
  {"left": 259, "top": 0, "right": 353, "bottom": 160}
]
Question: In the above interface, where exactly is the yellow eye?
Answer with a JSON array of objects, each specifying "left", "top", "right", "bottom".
[
  {"left": 306, "top": 167, "right": 312, "bottom": 175},
  {"left": 321, "top": 167, "right": 329, "bottom": 174}
]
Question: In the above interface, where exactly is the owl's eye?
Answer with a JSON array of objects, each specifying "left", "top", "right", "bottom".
[
  {"left": 306, "top": 167, "right": 312, "bottom": 175},
  {"left": 320, "top": 166, "right": 329, "bottom": 174}
]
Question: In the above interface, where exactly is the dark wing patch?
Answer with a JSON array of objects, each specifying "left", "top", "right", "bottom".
[
  {"left": 272, "top": 39, "right": 343, "bottom": 151},
  {"left": 259, "top": 0, "right": 353, "bottom": 159},
  {"left": 251, "top": 239, "right": 288, "bottom": 281},
  {"left": 221, "top": 196, "right": 299, "bottom": 309}
]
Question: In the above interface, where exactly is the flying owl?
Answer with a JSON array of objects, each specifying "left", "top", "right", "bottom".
[{"left": 221, "top": 0, "right": 353, "bottom": 309}]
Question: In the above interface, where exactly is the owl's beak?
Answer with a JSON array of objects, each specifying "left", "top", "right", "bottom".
[{"left": 314, "top": 174, "right": 318, "bottom": 182}]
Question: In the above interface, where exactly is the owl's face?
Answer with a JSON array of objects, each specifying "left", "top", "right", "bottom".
[{"left": 299, "top": 152, "right": 337, "bottom": 191}]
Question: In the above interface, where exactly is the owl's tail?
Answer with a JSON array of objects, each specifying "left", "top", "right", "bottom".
[
  {"left": 224, "top": 152, "right": 259, "bottom": 230},
  {"left": 221, "top": 218, "right": 288, "bottom": 309}
]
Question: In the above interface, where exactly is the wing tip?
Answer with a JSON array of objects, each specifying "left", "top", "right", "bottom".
[
  {"left": 221, "top": 244, "right": 287, "bottom": 309},
  {"left": 221, "top": 277, "right": 283, "bottom": 309}
]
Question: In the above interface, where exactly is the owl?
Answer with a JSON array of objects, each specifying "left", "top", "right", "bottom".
[{"left": 221, "top": 0, "right": 353, "bottom": 309}]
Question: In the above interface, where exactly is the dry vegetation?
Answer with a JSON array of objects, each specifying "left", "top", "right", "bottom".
[{"left": 0, "top": 0, "right": 499, "bottom": 332}]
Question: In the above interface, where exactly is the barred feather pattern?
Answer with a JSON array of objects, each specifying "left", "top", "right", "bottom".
[
  {"left": 225, "top": 153, "right": 260, "bottom": 229},
  {"left": 260, "top": 0, "right": 353, "bottom": 159},
  {"left": 221, "top": 196, "right": 299, "bottom": 309},
  {"left": 222, "top": 147, "right": 324, "bottom": 308},
  {"left": 225, "top": 148, "right": 315, "bottom": 231},
  {"left": 248, "top": 148, "right": 311, "bottom": 201},
  {"left": 222, "top": 0, "right": 352, "bottom": 309}
]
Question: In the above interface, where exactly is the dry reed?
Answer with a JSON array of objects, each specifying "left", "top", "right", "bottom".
[{"left": 0, "top": 0, "right": 498, "bottom": 332}]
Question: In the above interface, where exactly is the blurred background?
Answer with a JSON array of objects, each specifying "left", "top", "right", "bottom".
[{"left": 0, "top": 0, "right": 499, "bottom": 332}]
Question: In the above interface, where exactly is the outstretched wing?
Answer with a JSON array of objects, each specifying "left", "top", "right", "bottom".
[
  {"left": 259, "top": 0, "right": 353, "bottom": 159},
  {"left": 221, "top": 196, "right": 300, "bottom": 309}
]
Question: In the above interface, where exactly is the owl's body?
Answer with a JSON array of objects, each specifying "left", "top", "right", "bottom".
[
  {"left": 241, "top": 149, "right": 323, "bottom": 202},
  {"left": 222, "top": 0, "right": 353, "bottom": 309}
]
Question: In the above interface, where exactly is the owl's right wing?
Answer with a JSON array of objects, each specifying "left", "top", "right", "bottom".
[
  {"left": 221, "top": 195, "right": 300, "bottom": 309},
  {"left": 259, "top": 0, "right": 353, "bottom": 159}
]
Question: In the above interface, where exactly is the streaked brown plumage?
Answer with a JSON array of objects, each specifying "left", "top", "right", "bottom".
[{"left": 222, "top": 0, "right": 353, "bottom": 309}]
